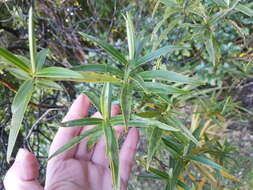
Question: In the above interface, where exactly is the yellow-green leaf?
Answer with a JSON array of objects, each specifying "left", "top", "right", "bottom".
[
  {"left": 0, "top": 48, "right": 31, "bottom": 73},
  {"left": 102, "top": 121, "right": 120, "bottom": 190}
]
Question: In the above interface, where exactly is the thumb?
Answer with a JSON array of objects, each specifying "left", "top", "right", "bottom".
[{"left": 4, "top": 148, "right": 43, "bottom": 190}]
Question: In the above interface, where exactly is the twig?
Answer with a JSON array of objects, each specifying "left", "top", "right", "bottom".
[
  {"left": 0, "top": 77, "right": 64, "bottom": 109},
  {"left": 25, "top": 108, "right": 62, "bottom": 141}
]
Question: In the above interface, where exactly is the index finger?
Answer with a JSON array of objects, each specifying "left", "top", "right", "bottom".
[{"left": 48, "top": 94, "right": 90, "bottom": 161}]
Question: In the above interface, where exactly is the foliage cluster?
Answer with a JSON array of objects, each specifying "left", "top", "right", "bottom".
[{"left": 1, "top": 0, "right": 253, "bottom": 189}]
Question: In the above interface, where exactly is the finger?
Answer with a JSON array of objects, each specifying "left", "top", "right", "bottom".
[
  {"left": 4, "top": 149, "right": 43, "bottom": 190},
  {"left": 48, "top": 94, "right": 90, "bottom": 161},
  {"left": 91, "top": 105, "right": 123, "bottom": 166},
  {"left": 74, "top": 111, "right": 102, "bottom": 160},
  {"left": 119, "top": 128, "right": 139, "bottom": 185}
]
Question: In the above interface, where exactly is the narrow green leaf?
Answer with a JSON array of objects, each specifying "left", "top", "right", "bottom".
[
  {"left": 86, "top": 130, "right": 103, "bottom": 151},
  {"left": 131, "top": 74, "right": 148, "bottom": 93},
  {"left": 209, "top": 9, "right": 231, "bottom": 24},
  {"left": 110, "top": 115, "right": 179, "bottom": 131},
  {"left": 143, "top": 82, "right": 188, "bottom": 95},
  {"left": 102, "top": 121, "right": 120, "bottom": 190},
  {"left": 36, "top": 67, "right": 122, "bottom": 83},
  {"left": 7, "top": 68, "right": 31, "bottom": 80},
  {"left": 185, "top": 155, "right": 223, "bottom": 170},
  {"left": 151, "top": 7, "right": 178, "bottom": 41},
  {"left": 177, "top": 181, "right": 191, "bottom": 190},
  {"left": 136, "top": 111, "right": 161, "bottom": 118},
  {"left": 78, "top": 72, "right": 122, "bottom": 83},
  {"left": 120, "top": 83, "right": 132, "bottom": 129},
  {"left": 125, "top": 11, "right": 135, "bottom": 60},
  {"left": 71, "top": 64, "right": 123, "bottom": 76},
  {"left": 79, "top": 32, "right": 128, "bottom": 65},
  {"left": 162, "top": 137, "right": 182, "bottom": 158},
  {"left": 147, "top": 126, "right": 163, "bottom": 169},
  {"left": 0, "top": 48, "right": 31, "bottom": 73},
  {"left": 138, "top": 173, "right": 164, "bottom": 180},
  {"left": 168, "top": 160, "right": 185, "bottom": 190},
  {"left": 110, "top": 115, "right": 149, "bottom": 127},
  {"left": 153, "top": 17, "right": 182, "bottom": 50},
  {"left": 36, "top": 80, "right": 63, "bottom": 90},
  {"left": 48, "top": 126, "right": 100, "bottom": 160},
  {"left": 82, "top": 90, "right": 101, "bottom": 112},
  {"left": 211, "top": 0, "right": 228, "bottom": 7},
  {"left": 28, "top": 7, "right": 37, "bottom": 73},
  {"left": 16, "top": 55, "right": 31, "bottom": 67},
  {"left": 205, "top": 37, "right": 216, "bottom": 66},
  {"left": 61, "top": 118, "right": 103, "bottom": 127},
  {"left": 101, "top": 83, "right": 112, "bottom": 120},
  {"left": 36, "top": 66, "right": 83, "bottom": 80},
  {"left": 133, "top": 46, "right": 184, "bottom": 69},
  {"left": 139, "top": 70, "right": 202, "bottom": 85},
  {"left": 159, "top": 0, "right": 178, "bottom": 6},
  {"left": 167, "top": 117, "right": 199, "bottom": 145},
  {"left": 235, "top": 3, "right": 253, "bottom": 17},
  {"left": 135, "top": 37, "right": 148, "bottom": 58},
  {"left": 7, "top": 79, "right": 34, "bottom": 162},
  {"left": 36, "top": 48, "right": 49, "bottom": 72},
  {"left": 209, "top": 0, "right": 240, "bottom": 24},
  {"left": 148, "top": 166, "right": 169, "bottom": 179}
]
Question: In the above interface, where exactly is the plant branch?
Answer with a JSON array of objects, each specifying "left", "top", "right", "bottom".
[{"left": 0, "top": 77, "right": 63, "bottom": 109}]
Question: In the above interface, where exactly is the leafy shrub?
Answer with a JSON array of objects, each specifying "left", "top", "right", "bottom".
[{"left": 1, "top": 0, "right": 253, "bottom": 189}]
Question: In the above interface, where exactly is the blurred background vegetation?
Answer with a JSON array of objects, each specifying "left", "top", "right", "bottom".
[{"left": 0, "top": 0, "right": 253, "bottom": 189}]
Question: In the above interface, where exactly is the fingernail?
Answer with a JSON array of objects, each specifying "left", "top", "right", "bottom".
[{"left": 16, "top": 148, "right": 26, "bottom": 161}]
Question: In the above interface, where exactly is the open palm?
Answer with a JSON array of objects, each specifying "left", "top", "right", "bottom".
[{"left": 4, "top": 95, "right": 139, "bottom": 190}]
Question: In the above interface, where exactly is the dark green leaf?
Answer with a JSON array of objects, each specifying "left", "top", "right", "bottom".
[
  {"left": 167, "top": 117, "right": 199, "bottom": 145},
  {"left": 0, "top": 48, "right": 31, "bottom": 73},
  {"left": 48, "top": 126, "right": 100, "bottom": 160},
  {"left": 162, "top": 137, "right": 182, "bottom": 158},
  {"left": 235, "top": 3, "right": 253, "bottom": 17},
  {"left": 120, "top": 83, "right": 132, "bottom": 130},
  {"left": 79, "top": 32, "right": 128, "bottom": 65},
  {"left": 177, "top": 181, "right": 191, "bottom": 190},
  {"left": 143, "top": 82, "right": 188, "bottom": 95},
  {"left": 7, "top": 79, "right": 34, "bottom": 162},
  {"left": 36, "top": 67, "right": 122, "bottom": 82},
  {"left": 61, "top": 118, "right": 103, "bottom": 127},
  {"left": 82, "top": 90, "right": 101, "bottom": 113},
  {"left": 110, "top": 115, "right": 179, "bottom": 131},
  {"left": 133, "top": 46, "right": 184, "bottom": 69},
  {"left": 36, "top": 80, "right": 63, "bottom": 90},
  {"left": 205, "top": 36, "right": 216, "bottom": 66},
  {"left": 151, "top": 8, "right": 179, "bottom": 41},
  {"left": 153, "top": 17, "right": 182, "bottom": 50},
  {"left": 148, "top": 166, "right": 169, "bottom": 179},
  {"left": 159, "top": 0, "right": 178, "bottom": 6},
  {"left": 147, "top": 126, "right": 163, "bottom": 169},
  {"left": 7, "top": 68, "right": 31, "bottom": 80},
  {"left": 131, "top": 74, "right": 148, "bottom": 93},
  {"left": 71, "top": 64, "right": 123, "bottom": 76},
  {"left": 209, "top": 0, "right": 240, "bottom": 24},
  {"left": 185, "top": 155, "right": 223, "bottom": 170},
  {"left": 36, "top": 48, "right": 49, "bottom": 72},
  {"left": 139, "top": 70, "right": 202, "bottom": 85}
]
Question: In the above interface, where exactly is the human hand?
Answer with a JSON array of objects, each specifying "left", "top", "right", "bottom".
[{"left": 4, "top": 94, "right": 140, "bottom": 190}]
